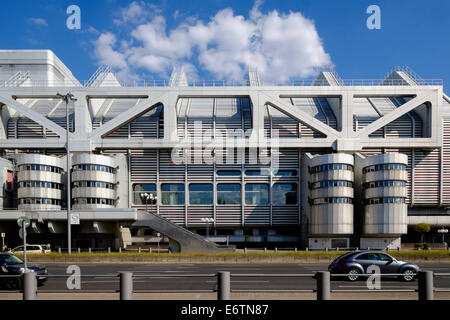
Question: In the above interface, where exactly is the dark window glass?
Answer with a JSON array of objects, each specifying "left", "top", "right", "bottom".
[
  {"left": 245, "top": 169, "right": 270, "bottom": 176},
  {"left": 272, "top": 183, "right": 297, "bottom": 205},
  {"left": 161, "top": 184, "right": 185, "bottom": 205},
  {"left": 217, "top": 184, "right": 241, "bottom": 205},
  {"left": 189, "top": 184, "right": 213, "bottom": 205},
  {"left": 245, "top": 184, "right": 269, "bottom": 205},
  {"left": 273, "top": 170, "right": 297, "bottom": 176},
  {"left": 217, "top": 170, "right": 241, "bottom": 176},
  {"left": 133, "top": 184, "right": 157, "bottom": 205}
]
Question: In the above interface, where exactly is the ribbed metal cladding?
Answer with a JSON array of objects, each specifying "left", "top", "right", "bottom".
[
  {"left": 362, "top": 153, "right": 408, "bottom": 236},
  {"left": 16, "top": 153, "right": 64, "bottom": 210},
  {"left": 71, "top": 153, "right": 117, "bottom": 209},
  {"left": 442, "top": 119, "right": 450, "bottom": 203},
  {"left": 308, "top": 153, "right": 354, "bottom": 236}
]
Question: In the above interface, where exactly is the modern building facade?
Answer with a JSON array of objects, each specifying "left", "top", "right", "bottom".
[{"left": 0, "top": 50, "right": 449, "bottom": 250}]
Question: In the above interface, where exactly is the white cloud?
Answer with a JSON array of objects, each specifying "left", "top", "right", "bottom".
[
  {"left": 93, "top": 1, "right": 331, "bottom": 81},
  {"left": 113, "top": 1, "right": 160, "bottom": 25},
  {"left": 28, "top": 18, "right": 48, "bottom": 27}
]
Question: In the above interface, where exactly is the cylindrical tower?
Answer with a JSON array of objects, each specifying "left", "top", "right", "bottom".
[
  {"left": 16, "top": 154, "right": 64, "bottom": 210},
  {"left": 72, "top": 154, "right": 117, "bottom": 209},
  {"left": 308, "top": 153, "right": 354, "bottom": 238},
  {"left": 362, "top": 153, "right": 408, "bottom": 236}
]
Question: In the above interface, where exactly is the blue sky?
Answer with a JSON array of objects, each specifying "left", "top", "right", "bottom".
[{"left": 0, "top": 0, "right": 449, "bottom": 90}]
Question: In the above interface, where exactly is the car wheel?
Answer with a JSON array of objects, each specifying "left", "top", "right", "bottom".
[
  {"left": 4, "top": 278, "right": 22, "bottom": 290},
  {"left": 347, "top": 268, "right": 361, "bottom": 281},
  {"left": 400, "top": 269, "right": 416, "bottom": 282}
]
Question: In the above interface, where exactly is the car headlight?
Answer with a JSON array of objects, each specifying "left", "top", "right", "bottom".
[{"left": 18, "top": 267, "right": 25, "bottom": 274}]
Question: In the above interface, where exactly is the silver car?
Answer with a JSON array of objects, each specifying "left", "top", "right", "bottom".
[{"left": 328, "top": 251, "right": 420, "bottom": 282}]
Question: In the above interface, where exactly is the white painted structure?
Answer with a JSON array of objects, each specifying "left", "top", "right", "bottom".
[{"left": 0, "top": 50, "right": 449, "bottom": 249}]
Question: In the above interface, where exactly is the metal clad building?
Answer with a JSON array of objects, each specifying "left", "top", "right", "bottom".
[{"left": 0, "top": 50, "right": 449, "bottom": 250}]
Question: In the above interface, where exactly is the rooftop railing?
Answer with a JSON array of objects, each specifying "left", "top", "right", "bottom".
[{"left": 0, "top": 78, "right": 443, "bottom": 88}]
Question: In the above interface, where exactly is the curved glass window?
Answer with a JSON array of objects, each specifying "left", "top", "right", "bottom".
[
  {"left": 73, "top": 164, "right": 115, "bottom": 173},
  {"left": 19, "top": 164, "right": 63, "bottom": 174},
  {"left": 363, "top": 180, "right": 406, "bottom": 189},
  {"left": 19, "top": 198, "right": 61, "bottom": 205},
  {"left": 309, "top": 163, "right": 353, "bottom": 174},
  {"left": 217, "top": 184, "right": 241, "bottom": 205},
  {"left": 161, "top": 184, "right": 185, "bottom": 205},
  {"left": 311, "top": 197, "right": 353, "bottom": 205},
  {"left": 72, "top": 198, "right": 115, "bottom": 206},
  {"left": 245, "top": 169, "right": 270, "bottom": 176},
  {"left": 309, "top": 180, "right": 353, "bottom": 189},
  {"left": 189, "top": 184, "right": 213, "bottom": 205},
  {"left": 19, "top": 181, "right": 63, "bottom": 189},
  {"left": 362, "top": 163, "right": 406, "bottom": 174},
  {"left": 364, "top": 197, "right": 405, "bottom": 205},
  {"left": 216, "top": 170, "right": 241, "bottom": 176},
  {"left": 272, "top": 183, "right": 297, "bottom": 205},
  {"left": 73, "top": 181, "right": 115, "bottom": 189},
  {"left": 245, "top": 184, "right": 269, "bottom": 205}
]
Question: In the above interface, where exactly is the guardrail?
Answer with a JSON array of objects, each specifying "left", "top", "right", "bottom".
[
  {"left": 0, "top": 78, "right": 443, "bottom": 88},
  {"left": 1, "top": 270, "right": 449, "bottom": 301}
]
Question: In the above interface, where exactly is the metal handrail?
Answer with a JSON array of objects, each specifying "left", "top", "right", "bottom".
[{"left": 0, "top": 78, "right": 443, "bottom": 88}]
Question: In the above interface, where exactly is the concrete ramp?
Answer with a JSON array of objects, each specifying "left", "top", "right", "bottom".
[{"left": 130, "top": 211, "right": 234, "bottom": 253}]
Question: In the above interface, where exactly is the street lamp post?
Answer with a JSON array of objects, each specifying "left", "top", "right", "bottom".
[
  {"left": 201, "top": 217, "right": 214, "bottom": 241},
  {"left": 57, "top": 93, "right": 76, "bottom": 255},
  {"left": 437, "top": 227, "right": 449, "bottom": 247},
  {"left": 140, "top": 193, "right": 157, "bottom": 213}
]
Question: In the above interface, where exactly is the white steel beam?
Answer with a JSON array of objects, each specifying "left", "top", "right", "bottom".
[
  {"left": 261, "top": 92, "right": 341, "bottom": 138},
  {"left": 355, "top": 92, "right": 435, "bottom": 138},
  {"left": 88, "top": 93, "right": 168, "bottom": 140},
  {"left": 0, "top": 93, "right": 67, "bottom": 138}
]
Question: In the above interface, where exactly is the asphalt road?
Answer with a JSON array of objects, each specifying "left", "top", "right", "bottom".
[{"left": 35, "top": 262, "right": 450, "bottom": 293}]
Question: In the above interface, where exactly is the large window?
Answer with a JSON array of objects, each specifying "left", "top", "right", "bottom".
[
  {"left": 245, "top": 184, "right": 269, "bottom": 205},
  {"left": 273, "top": 170, "right": 297, "bottom": 176},
  {"left": 272, "top": 183, "right": 297, "bottom": 205},
  {"left": 216, "top": 170, "right": 241, "bottom": 176},
  {"left": 217, "top": 184, "right": 241, "bottom": 205},
  {"left": 133, "top": 184, "right": 157, "bottom": 205},
  {"left": 161, "top": 184, "right": 185, "bottom": 205},
  {"left": 189, "top": 184, "right": 213, "bottom": 205},
  {"left": 245, "top": 169, "right": 270, "bottom": 176}
]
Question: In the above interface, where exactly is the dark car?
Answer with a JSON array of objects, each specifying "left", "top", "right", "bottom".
[
  {"left": 328, "top": 251, "right": 420, "bottom": 282},
  {"left": 0, "top": 253, "right": 48, "bottom": 290}
]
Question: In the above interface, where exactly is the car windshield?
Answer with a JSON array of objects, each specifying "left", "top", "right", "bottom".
[{"left": 0, "top": 254, "right": 23, "bottom": 265}]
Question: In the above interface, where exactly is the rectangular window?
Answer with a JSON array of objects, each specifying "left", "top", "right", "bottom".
[
  {"left": 245, "top": 184, "right": 269, "bottom": 205},
  {"left": 217, "top": 184, "right": 241, "bottom": 205},
  {"left": 273, "top": 170, "right": 297, "bottom": 176},
  {"left": 161, "top": 184, "right": 185, "bottom": 205},
  {"left": 189, "top": 184, "right": 213, "bottom": 205},
  {"left": 132, "top": 184, "right": 157, "bottom": 205},
  {"left": 216, "top": 170, "right": 241, "bottom": 176},
  {"left": 245, "top": 169, "right": 270, "bottom": 176},
  {"left": 272, "top": 183, "right": 297, "bottom": 205}
]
